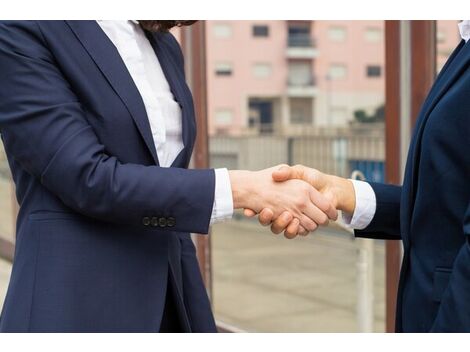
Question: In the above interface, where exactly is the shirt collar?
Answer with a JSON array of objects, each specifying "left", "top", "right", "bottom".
[{"left": 458, "top": 20, "right": 470, "bottom": 43}]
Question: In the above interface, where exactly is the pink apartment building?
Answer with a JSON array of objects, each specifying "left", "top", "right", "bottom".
[{"left": 203, "top": 20, "right": 460, "bottom": 136}]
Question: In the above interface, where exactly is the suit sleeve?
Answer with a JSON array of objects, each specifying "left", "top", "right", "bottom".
[
  {"left": 0, "top": 21, "right": 215, "bottom": 234},
  {"left": 354, "top": 182, "right": 402, "bottom": 240},
  {"left": 431, "top": 200, "right": 470, "bottom": 332}
]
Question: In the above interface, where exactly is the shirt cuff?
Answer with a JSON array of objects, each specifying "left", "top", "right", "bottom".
[
  {"left": 210, "top": 168, "right": 234, "bottom": 225},
  {"left": 342, "top": 180, "right": 377, "bottom": 230}
]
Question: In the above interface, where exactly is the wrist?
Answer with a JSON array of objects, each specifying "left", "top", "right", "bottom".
[
  {"left": 330, "top": 175, "right": 356, "bottom": 214},
  {"left": 228, "top": 170, "right": 254, "bottom": 209}
]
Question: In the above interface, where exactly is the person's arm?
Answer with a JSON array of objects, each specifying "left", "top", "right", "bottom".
[
  {"left": 249, "top": 165, "right": 402, "bottom": 240},
  {"left": 430, "top": 200, "right": 470, "bottom": 332},
  {"left": 354, "top": 182, "right": 401, "bottom": 240},
  {"left": 0, "top": 21, "right": 216, "bottom": 234}
]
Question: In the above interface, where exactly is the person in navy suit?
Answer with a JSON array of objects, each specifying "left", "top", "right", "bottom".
[
  {"left": 248, "top": 21, "right": 470, "bottom": 332},
  {"left": 0, "top": 20, "right": 337, "bottom": 332}
]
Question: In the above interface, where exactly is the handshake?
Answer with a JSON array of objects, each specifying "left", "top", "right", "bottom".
[{"left": 229, "top": 165, "right": 356, "bottom": 238}]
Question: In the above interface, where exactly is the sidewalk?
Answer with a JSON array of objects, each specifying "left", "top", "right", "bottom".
[{"left": 212, "top": 220, "right": 385, "bottom": 332}]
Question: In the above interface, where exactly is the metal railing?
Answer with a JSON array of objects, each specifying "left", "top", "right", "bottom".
[
  {"left": 287, "top": 35, "right": 316, "bottom": 48},
  {"left": 287, "top": 74, "right": 317, "bottom": 87}
]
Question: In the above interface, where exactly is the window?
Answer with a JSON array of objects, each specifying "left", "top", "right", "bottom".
[
  {"left": 213, "top": 23, "right": 233, "bottom": 38},
  {"left": 328, "top": 64, "right": 347, "bottom": 80},
  {"left": 215, "top": 62, "right": 233, "bottom": 76},
  {"left": 215, "top": 109, "right": 234, "bottom": 126},
  {"left": 252, "top": 63, "right": 272, "bottom": 78},
  {"left": 328, "top": 27, "right": 346, "bottom": 42},
  {"left": 290, "top": 98, "right": 313, "bottom": 124},
  {"left": 253, "top": 25, "right": 269, "bottom": 37},
  {"left": 288, "top": 61, "right": 313, "bottom": 86},
  {"left": 364, "top": 27, "right": 382, "bottom": 43},
  {"left": 209, "top": 20, "right": 387, "bottom": 333},
  {"left": 288, "top": 22, "right": 312, "bottom": 47},
  {"left": 366, "top": 65, "right": 382, "bottom": 78}
]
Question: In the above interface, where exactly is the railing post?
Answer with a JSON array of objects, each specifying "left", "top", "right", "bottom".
[{"left": 351, "top": 170, "right": 375, "bottom": 332}]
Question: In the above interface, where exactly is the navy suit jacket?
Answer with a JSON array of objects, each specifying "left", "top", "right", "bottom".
[
  {"left": 357, "top": 40, "right": 470, "bottom": 332},
  {"left": 0, "top": 21, "right": 217, "bottom": 332}
]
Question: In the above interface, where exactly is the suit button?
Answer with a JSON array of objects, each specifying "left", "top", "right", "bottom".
[
  {"left": 158, "top": 217, "right": 167, "bottom": 228},
  {"left": 142, "top": 217, "right": 151, "bottom": 226},
  {"left": 167, "top": 217, "right": 175, "bottom": 227},
  {"left": 151, "top": 217, "right": 159, "bottom": 227}
]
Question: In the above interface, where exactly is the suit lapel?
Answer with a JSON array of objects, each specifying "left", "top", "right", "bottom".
[
  {"left": 404, "top": 40, "right": 470, "bottom": 235},
  {"left": 145, "top": 31, "right": 196, "bottom": 167},
  {"left": 66, "top": 20, "right": 160, "bottom": 165}
]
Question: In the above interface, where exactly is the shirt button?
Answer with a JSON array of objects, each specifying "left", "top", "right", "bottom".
[
  {"left": 167, "top": 217, "right": 175, "bottom": 228},
  {"left": 158, "top": 217, "right": 167, "bottom": 228},
  {"left": 142, "top": 217, "right": 151, "bottom": 226},
  {"left": 151, "top": 217, "right": 159, "bottom": 227}
]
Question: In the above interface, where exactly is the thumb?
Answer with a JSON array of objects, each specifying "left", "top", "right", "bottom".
[{"left": 272, "top": 165, "right": 294, "bottom": 182}]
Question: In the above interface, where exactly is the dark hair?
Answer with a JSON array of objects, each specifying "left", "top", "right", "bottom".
[{"left": 138, "top": 20, "right": 197, "bottom": 33}]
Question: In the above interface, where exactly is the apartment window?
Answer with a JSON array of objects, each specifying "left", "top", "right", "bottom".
[
  {"left": 288, "top": 22, "right": 312, "bottom": 47},
  {"left": 366, "top": 65, "right": 382, "bottom": 78},
  {"left": 215, "top": 62, "right": 233, "bottom": 76},
  {"left": 364, "top": 27, "right": 382, "bottom": 43},
  {"left": 252, "top": 63, "right": 272, "bottom": 78},
  {"left": 328, "top": 64, "right": 347, "bottom": 80},
  {"left": 328, "top": 26, "right": 346, "bottom": 42},
  {"left": 290, "top": 98, "right": 313, "bottom": 124},
  {"left": 213, "top": 23, "right": 233, "bottom": 38},
  {"left": 253, "top": 25, "right": 269, "bottom": 37},
  {"left": 215, "top": 109, "right": 234, "bottom": 126},
  {"left": 288, "top": 61, "right": 313, "bottom": 86}
]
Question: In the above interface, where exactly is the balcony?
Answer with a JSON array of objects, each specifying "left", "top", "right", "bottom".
[
  {"left": 286, "top": 35, "right": 318, "bottom": 59},
  {"left": 287, "top": 75, "right": 319, "bottom": 96}
]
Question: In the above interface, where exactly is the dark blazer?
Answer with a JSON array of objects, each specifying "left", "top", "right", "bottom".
[
  {"left": 0, "top": 20, "right": 217, "bottom": 332},
  {"left": 357, "top": 40, "right": 470, "bottom": 332}
]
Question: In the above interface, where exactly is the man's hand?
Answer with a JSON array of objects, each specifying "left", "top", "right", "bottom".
[
  {"left": 244, "top": 165, "right": 355, "bottom": 237},
  {"left": 229, "top": 165, "right": 338, "bottom": 239}
]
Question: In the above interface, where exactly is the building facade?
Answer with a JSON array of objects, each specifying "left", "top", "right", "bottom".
[{"left": 204, "top": 20, "right": 459, "bottom": 136}]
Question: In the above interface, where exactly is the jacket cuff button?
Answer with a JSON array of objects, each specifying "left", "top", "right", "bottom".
[
  {"left": 158, "top": 217, "right": 167, "bottom": 228},
  {"left": 151, "top": 217, "right": 159, "bottom": 227},
  {"left": 167, "top": 217, "right": 175, "bottom": 227},
  {"left": 142, "top": 217, "right": 151, "bottom": 226}
]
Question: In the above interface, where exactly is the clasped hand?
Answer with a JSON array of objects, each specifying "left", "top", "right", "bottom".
[{"left": 230, "top": 165, "right": 350, "bottom": 239}]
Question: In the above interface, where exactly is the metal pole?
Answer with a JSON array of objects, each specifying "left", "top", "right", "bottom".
[
  {"left": 181, "top": 22, "right": 213, "bottom": 294},
  {"left": 350, "top": 170, "right": 375, "bottom": 332},
  {"left": 384, "top": 20, "right": 403, "bottom": 332}
]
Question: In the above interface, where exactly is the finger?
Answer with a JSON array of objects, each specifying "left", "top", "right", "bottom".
[
  {"left": 309, "top": 188, "right": 338, "bottom": 222},
  {"left": 244, "top": 209, "right": 257, "bottom": 217},
  {"left": 302, "top": 202, "right": 329, "bottom": 227},
  {"left": 298, "top": 225, "right": 309, "bottom": 236},
  {"left": 284, "top": 218, "right": 300, "bottom": 239},
  {"left": 258, "top": 208, "right": 275, "bottom": 226},
  {"left": 271, "top": 211, "right": 293, "bottom": 234},
  {"left": 272, "top": 165, "right": 294, "bottom": 182},
  {"left": 299, "top": 214, "right": 318, "bottom": 232}
]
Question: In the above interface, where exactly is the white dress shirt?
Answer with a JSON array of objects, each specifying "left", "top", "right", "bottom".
[
  {"left": 343, "top": 21, "right": 469, "bottom": 230},
  {"left": 97, "top": 21, "right": 233, "bottom": 224}
]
